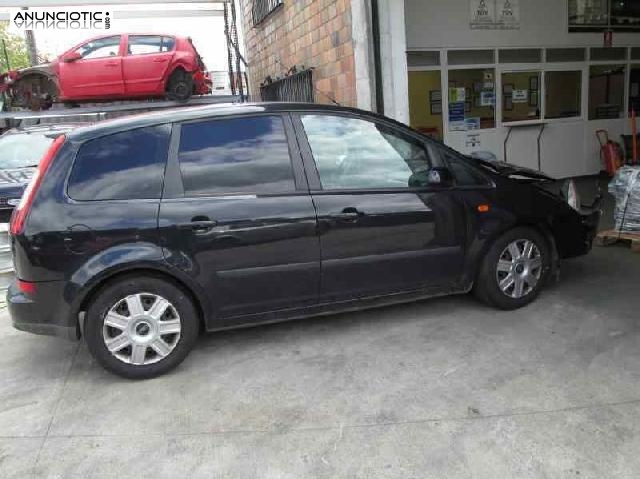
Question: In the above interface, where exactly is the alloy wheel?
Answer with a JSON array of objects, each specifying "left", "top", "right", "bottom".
[
  {"left": 495, "top": 239, "right": 543, "bottom": 299},
  {"left": 102, "top": 293, "right": 181, "bottom": 365}
]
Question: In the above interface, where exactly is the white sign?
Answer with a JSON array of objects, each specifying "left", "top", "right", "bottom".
[
  {"left": 497, "top": 0, "right": 520, "bottom": 29},
  {"left": 470, "top": 0, "right": 495, "bottom": 28},
  {"left": 470, "top": 0, "right": 520, "bottom": 30},
  {"left": 512, "top": 89, "right": 528, "bottom": 103}
]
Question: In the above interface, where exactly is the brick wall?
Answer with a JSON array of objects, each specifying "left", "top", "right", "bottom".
[{"left": 241, "top": 0, "right": 356, "bottom": 106}]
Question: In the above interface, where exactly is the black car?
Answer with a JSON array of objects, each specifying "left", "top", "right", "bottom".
[
  {"left": 7, "top": 103, "right": 601, "bottom": 378},
  {"left": 0, "top": 124, "right": 77, "bottom": 222}
]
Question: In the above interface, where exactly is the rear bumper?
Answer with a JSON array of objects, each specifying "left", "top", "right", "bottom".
[{"left": 6, "top": 280, "right": 78, "bottom": 341}]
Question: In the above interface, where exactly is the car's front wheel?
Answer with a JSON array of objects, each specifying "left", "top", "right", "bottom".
[
  {"left": 84, "top": 275, "right": 199, "bottom": 379},
  {"left": 475, "top": 227, "right": 550, "bottom": 310}
]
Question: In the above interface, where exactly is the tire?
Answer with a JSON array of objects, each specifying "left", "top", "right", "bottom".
[
  {"left": 84, "top": 275, "right": 199, "bottom": 379},
  {"left": 166, "top": 70, "right": 194, "bottom": 102},
  {"left": 474, "top": 227, "right": 550, "bottom": 310}
]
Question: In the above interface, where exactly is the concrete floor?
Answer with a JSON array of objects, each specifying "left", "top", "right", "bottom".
[{"left": 0, "top": 242, "right": 638, "bottom": 478}]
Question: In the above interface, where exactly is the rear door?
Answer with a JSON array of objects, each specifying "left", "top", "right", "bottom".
[
  {"left": 122, "top": 35, "right": 175, "bottom": 95},
  {"left": 293, "top": 112, "right": 468, "bottom": 301},
  {"left": 158, "top": 114, "right": 320, "bottom": 324},
  {"left": 58, "top": 35, "right": 124, "bottom": 98}
]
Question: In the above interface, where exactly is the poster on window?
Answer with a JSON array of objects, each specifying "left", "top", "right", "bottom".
[
  {"left": 512, "top": 89, "right": 528, "bottom": 103},
  {"left": 470, "top": 0, "right": 520, "bottom": 30}
]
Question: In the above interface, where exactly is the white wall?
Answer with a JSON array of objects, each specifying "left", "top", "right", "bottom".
[
  {"left": 398, "top": 0, "right": 640, "bottom": 178},
  {"left": 405, "top": 0, "right": 640, "bottom": 49}
]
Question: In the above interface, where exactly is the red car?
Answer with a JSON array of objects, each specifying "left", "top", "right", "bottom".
[{"left": 1, "top": 34, "right": 211, "bottom": 108}]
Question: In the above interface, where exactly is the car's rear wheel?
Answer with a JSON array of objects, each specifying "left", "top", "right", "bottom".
[
  {"left": 166, "top": 70, "right": 194, "bottom": 102},
  {"left": 474, "top": 227, "right": 550, "bottom": 310},
  {"left": 84, "top": 275, "right": 199, "bottom": 379}
]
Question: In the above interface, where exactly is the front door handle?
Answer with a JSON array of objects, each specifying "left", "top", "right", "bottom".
[
  {"left": 105, "top": 62, "right": 119, "bottom": 67},
  {"left": 177, "top": 218, "right": 218, "bottom": 233},
  {"left": 332, "top": 207, "right": 363, "bottom": 222}
]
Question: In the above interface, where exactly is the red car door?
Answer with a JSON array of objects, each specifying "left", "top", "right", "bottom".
[
  {"left": 58, "top": 35, "right": 125, "bottom": 100},
  {"left": 122, "top": 35, "right": 175, "bottom": 96}
]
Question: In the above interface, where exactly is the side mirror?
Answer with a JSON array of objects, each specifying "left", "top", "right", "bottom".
[
  {"left": 62, "top": 51, "right": 82, "bottom": 63},
  {"left": 408, "top": 167, "right": 454, "bottom": 188},
  {"left": 426, "top": 167, "right": 454, "bottom": 187}
]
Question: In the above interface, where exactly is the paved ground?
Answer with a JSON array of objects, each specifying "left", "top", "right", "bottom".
[
  {"left": 0, "top": 242, "right": 638, "bottom": 478},
  {"left": 1, "top": 182, "right": 639, "bottom": 478}
]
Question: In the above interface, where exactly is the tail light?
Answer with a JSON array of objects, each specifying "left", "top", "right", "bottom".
[{"left": 10, "top": 135, "right": 65, "bottom": 236}]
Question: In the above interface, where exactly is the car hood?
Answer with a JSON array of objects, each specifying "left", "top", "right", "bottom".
[{"left": 472, "top": 158, "right": 554, "bottom": 181}]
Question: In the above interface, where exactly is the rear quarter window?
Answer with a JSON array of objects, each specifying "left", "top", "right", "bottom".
[{"left": 67, "top": 125, "right": 170, "bottom": 201}]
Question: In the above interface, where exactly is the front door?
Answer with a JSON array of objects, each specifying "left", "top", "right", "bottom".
[
  {"left": 158, "top": 114, "right": 320, "bottom": 324},
  {"left": 58, "top": 35, "right": 124, "bottom": 99},
  {"left": 294, "top": 113, "right": 468, "bottom": 301}
]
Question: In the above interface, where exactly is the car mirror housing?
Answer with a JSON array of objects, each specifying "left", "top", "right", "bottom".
[
  {"left": 426, "top": 167, "right": 454, "bottom": 187},
  {"left": 62, "top": 52, "right": 82, "bottom": 63}
]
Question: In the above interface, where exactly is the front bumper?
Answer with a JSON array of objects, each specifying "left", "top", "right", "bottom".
[
  {"left": 7, "top": 280, "right": 79, "bottom": 341},
  {"left": 567, "top": 200, "right": 603, "bottom": 258}
]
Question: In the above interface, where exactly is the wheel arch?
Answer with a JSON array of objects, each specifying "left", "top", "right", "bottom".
[
  {"left": 74, "top": 266, "right": 208, "bottom": 337},
  {"left": 467, "top": 219, "right": 559, "bottom": 287}
]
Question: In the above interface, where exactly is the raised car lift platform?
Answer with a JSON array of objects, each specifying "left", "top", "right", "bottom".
[{"left": 0, "top": 94, "right": 241, "bottom": 124}]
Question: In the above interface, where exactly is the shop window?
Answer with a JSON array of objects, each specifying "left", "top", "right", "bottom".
[
  {"left": 545, "top": 71, "right": 582, "bottom": 119},
  {"left": 447, "top": 50, "right": 494, "bottom": 65},
  {"left": 408, "top": 71, "right": 444, "bottom": 140},
  {"left": 407, "top": 51, "right": 440, "bottom": 67},
  {"left": 630, "top": 65, "right": 640, "bottom": 115},
  {"left": 632, "top": 48, "right": 640, "bottom": 60},
  {"left": 498, "top": 49, "right": 542, "bottom": 64},
  {"left": 589, "top": 65, "right": 626, "bottom": 120},
  {"left": 448, "top": 69, "right": 496, "bottom": 130},
  {"left": 569, "top": 0, "right": 640, "bottom": 31},
  {"left": 590, "top": 47, "right": 627, "bottom": 61},
  {"left": 501, "top": 72, "right": 541, "bottom": 123},
  {"left": 546, "top": 48, "right": 586, "bottom": 62}
]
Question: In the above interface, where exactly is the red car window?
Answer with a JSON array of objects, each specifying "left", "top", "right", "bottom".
[
  {"left": 75, "top": 36, "right": 121, "bottom": 59},
  {"left": 128, "top": 35, "right": 175, "bottom": 55}
]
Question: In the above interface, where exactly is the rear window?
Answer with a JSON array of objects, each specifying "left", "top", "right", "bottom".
[
  {"left": 68, "top": 125, "right": 170, "bottom": 201},
  {"left": 178, "top": 115, "right": 295, "bottom": 196}
]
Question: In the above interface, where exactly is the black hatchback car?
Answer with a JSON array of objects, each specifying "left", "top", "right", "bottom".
[{"left": 8, "top": 103, "right": 601, "bottom": 378}]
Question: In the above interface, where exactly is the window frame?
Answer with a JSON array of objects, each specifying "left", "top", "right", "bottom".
[
  {"left": 126, "top": 35, "right": 176, "bottom": 57},
  {"left": 65, "top": 124, "right": 172, "bottom": 203},
  {"left": 74, "top": 35, "right": 123, "bottom": 60},
  {"left": 291, "top": 111, "right": 493, "bottom": 193},
  {"left": 165, "top": 113, "right": 307, "bottom": 200}
]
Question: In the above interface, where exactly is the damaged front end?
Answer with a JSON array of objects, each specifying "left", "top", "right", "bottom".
[{"left": 0, "top": 65, "right": 58, "bottom": 111}]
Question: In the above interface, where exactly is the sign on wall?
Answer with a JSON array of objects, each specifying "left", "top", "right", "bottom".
[{"left": 470, "top": 0, "right": 520, "bottom": 30}]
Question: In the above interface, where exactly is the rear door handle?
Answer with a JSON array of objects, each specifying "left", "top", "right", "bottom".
[
  {"left": 105, "top": 62, "right": 119, "bottom": 67},
  {"left": 332, "top": 207, "right": 363, "bottom": 222},
  {"left": 153, "top": 58, "right": 169, "bottom": 63},
  {"left": 177, "top": 219, "right": 218, "bottom": 233}
]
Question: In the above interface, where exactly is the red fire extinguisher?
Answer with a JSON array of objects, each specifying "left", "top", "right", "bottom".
[{"left": 596, "top": 130, "right": 623, "bottom": 177}]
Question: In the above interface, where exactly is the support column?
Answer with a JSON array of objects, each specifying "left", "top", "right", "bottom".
[
  {"left": 350, "top": 0, "right": 375, "bottom": 112},
  {"left": 377, "top": 0, "right": 409, "bottom": 124}
]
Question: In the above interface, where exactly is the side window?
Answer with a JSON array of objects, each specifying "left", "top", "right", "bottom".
[
  {"left": 68, "top": 126, "right": 170, "bottom": 201},
  {"left": 128, "top": 35, "right": 173, "bottom": 55},
  {"left": 75, "top": 36, "right": 121, "bottom": 60},
  {"left": 178, "top": 115, "right": 295, "bottom": 196},
  {"left": 300, "top": 115, "right": 433, "bottom": 190}
]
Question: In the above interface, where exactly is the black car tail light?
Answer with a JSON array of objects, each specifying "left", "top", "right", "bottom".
[{"left": 10, "top": 135, "right": 65, "bottom": 236}]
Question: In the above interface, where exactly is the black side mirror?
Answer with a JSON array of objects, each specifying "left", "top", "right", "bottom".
[{"left": 426, "top": 167, "right": 454, "bottom": 187}]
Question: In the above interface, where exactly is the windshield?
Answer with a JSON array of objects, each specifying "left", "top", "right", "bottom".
[{"left": 0, "top": 133, "right": 55, "bottom": 169}]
